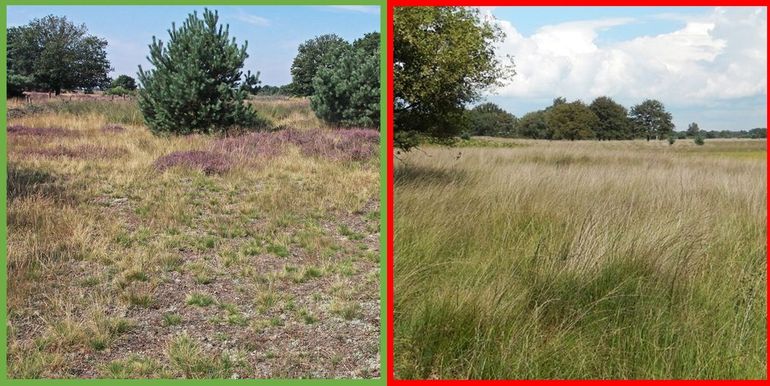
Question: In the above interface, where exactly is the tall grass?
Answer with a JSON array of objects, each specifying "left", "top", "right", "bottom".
[{"left": 394, "top": 139, "right": 767, "bottom": 379}]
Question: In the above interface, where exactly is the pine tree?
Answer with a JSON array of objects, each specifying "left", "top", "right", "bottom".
[
  {"left": 310, "top": 38, "right": 380, "bottom": 128},
  {"left": 137, "top": 9, "right": 266, "bottom": 135}
]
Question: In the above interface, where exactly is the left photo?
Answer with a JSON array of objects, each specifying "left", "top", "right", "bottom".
[{"left": 6, "top": 5, "right": 381, "bottom": 379}]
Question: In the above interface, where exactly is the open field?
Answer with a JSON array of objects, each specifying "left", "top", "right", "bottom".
[
  {"left": 394, "top": 138, "right": 766, "bottom": 379},
  {"left": 7, "top": 98, "right": 381, "bottom": 378}
]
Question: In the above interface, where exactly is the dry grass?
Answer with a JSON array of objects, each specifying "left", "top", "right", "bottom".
[
  {"left": 394, "top": 138, "right": 766, "bottom": 379},
  {"left": 7, "top": 99, "right": 381, "bottom": 378}
]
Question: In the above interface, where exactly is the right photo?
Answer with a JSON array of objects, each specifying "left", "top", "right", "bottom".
[{"left": 393, "top": 6, "right": 767, "bottom": 380}]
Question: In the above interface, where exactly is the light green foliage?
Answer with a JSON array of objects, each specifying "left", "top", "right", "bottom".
[
  {"left": 137, "top": 9, "right": 267, "bottom": 135},
  {"left": 111, "top": 75, "right": 137, "bottom": 91},
  {"left": 394, "top": 7, "right": 515, "bottom": 150},
  {"left": 630, "top": 99, "right": 675, "bottom": 141}
]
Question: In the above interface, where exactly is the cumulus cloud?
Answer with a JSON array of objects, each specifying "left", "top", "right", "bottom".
[{"left": 490, "top": 7, "right": 767, "bottom": 109}]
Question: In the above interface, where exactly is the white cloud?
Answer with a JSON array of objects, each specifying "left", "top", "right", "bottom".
[
  {"left": 329, "top": 6, "right": 379, "bottom": 15},
  {"left": 491, "top": 7, "right": 767, "bottom": 110},
  {"left": 232, "top": 11, "right": 271, "bottom": 27}
]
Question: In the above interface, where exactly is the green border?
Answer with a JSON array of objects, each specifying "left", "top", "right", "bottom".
[{"left": 0, "top": 1, "right": 387, "bottom": 383}]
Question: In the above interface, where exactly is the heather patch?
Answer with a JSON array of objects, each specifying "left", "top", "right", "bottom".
[
  {"left": 8, "top": 125, "right": 80, "bottom": 138},
  {"left": 102, "top": 124, "right": 127, "bottom": 133},
  {"left": 154, "top": 150, "right": 232, "bottom": 175},
  {"left": 20, "top": 145, "right": 128, "bottom": 159},
  {"left": 213, "top": 128, "right": 379, "bottom": 162}
]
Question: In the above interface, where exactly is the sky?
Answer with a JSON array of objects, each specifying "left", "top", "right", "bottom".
[
  {"left": 7, "top": 5, "right": 380, "bottom": 86},
  {"left": 480, "top": 6, "right": 767, "bottom": 131}
]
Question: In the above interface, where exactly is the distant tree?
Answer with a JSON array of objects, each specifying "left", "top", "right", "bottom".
[
  {"left": 589, "top": 96, "right": 631, "bottom": 140},
  {"left": 137, "top": 9, "right": 266, "bottom": 135},
  {"left": 749, "top": 127, "right": 767, "bottom": 139},
  {"left": 551, "top": 97, "right": 567, "bottom": 107},
  {"left": 105, "top": 86, "right": 129, "bottom": 96},
  {"left": 289, "top": 34, "right": 350, "bottom": 97},
  {"left": 465, "top": 103, "right": 517, "bottom": 136},
  {"left": 546, "top": 101, "right": 598, "bottom": 140},
  {"left": 694, "top": 135, "right": 705, "bottom": 145},
  {"left": 629, "top": 99, "right": 674, "bottom": 141},
  {"left": 667, "top": 133, "right": 676, "bottom": 145},
  {"left": 517, "top": 110, "right": 549, "bottom": 139},
  {"left": 686, "top": 122, "right": 700, "bottom": 138},
  {"left": 7, "top": 15, "right": 111, "bottom": 95},
  {"left": 241, "top": 70, "right": 261, "bottom": 95},
  {"left": 311, "top": 36, "right": 379, "bottom": 128},
  {"left": 7, "top": 73, "right": 35, "bottom": 98},
  {"left": 111, "top": 75, "right": 137, "bottom": 91},
  {"left": 394, "top": 6, "right": 515, "bottom": 150}
]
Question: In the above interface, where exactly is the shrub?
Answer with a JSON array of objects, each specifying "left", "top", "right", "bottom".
[
  {"left": 111, "top": 75, "right": 137, "bottom": 91},
  {"left": 668, "top": 134, "right": 676, "bottom": 145},
  {"left": 310, "top": 40, "right": 379, "bottom": 128},
  {"left": 137, "top": 9, "right": 268, "bottom": 135},
  {"left": 105, "top": 86, "right": 130, "bottom": 97},
  {"left": 694, "top": 135, "right": 705, "bottom": 146}
]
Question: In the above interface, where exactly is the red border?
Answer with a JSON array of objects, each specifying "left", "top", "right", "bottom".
[{"left": 385, "top": 2, "right": 770, "bottom": 383}]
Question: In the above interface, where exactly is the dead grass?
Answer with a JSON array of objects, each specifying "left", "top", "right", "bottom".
[{"left": 7, "top": 98, "right": 381, "bottom": 379}]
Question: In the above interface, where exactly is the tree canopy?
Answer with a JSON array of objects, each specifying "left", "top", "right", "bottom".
[
  {"left": 466, "top": 103, "right": 517, "bottom": 137},
  {"left": 7, "top": 15, "right": 111, "bottom": 95},
  {"left": 630, "top": 99, "right": 675, "bottom": 141},
  {"left": 289, "top": 34, "right": 350, "bottom": 97},
  {"left": 589, "top": 96, "right": 632, "bottom": 140},
  {"left": 137, "top": 9, "right": 265, "bottom": 135},
  {"left": 546, "top": 101, "right": 598, "bottom": 140},
  {"left": 394, "top": 6, "right": 515, "bottom": 149}
]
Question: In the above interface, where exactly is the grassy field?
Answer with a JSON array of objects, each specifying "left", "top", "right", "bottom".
[
  {"left": 7, "top": 97, "right": 381, "bottom": 378},
  {"left": 394, "top": 138, "right": 766, "bottom": 379}
]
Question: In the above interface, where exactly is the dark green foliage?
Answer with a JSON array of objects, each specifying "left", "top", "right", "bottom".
[
  {"left": 686, "top": 122, "right": 700, "bottom": 138},
  {"left": 111, "top": 75, "right": 137, "bottom": 91},
  {"left": 254, "top": 84, "right": 291, "bottom": 96},
  {"left": 630, "top": 99, "right": 674, "bottom": 141},
  {"left": 7, "top": 15, "right": 111, "bottom": 95},
  {"left": 668, "top": 133, "right": 676, "bottom": 145},
  {"left": 289, "top": 34, "right": 350, "bottom": 97},
  {"left": 241, "top": 70, "right": 261, "bottom": 95},
  {"left": 310, "top": 34, "right": 380, "bottom": 128},
  {"left": 394, "top": 7, "right": 515, "bottom": 150},
  {"left": 545, "top": 101, "right": 598, "bottom": 140},
  {"left": 7, "top": 73, "right": 35, "bottom": 98},
  {"left": 589, "top": 96, "right": 631, "bottom": 140},
  {"left": 517, "top": 110, "right": 549, "bottom": 139},
  {"left": 137, "top": 9, "right": 266, "bottom": 135},
  {"left": 465, "top": 103, "right": 517, "bottom": 137},
  {"left": 694, "top": 135, "right": 705, "bottom": 145}
]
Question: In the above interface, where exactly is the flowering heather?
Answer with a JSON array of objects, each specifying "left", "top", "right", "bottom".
[
  {"left": 286, "top": 128, "right": 379, "bottom": 161},
  {"left": 102, "top": 124, "right": 127, "bottom": 133},
  {"left": 154, "top": 150, "right": 232, "bottom": 175},
  {"left": 213, "top": 128, "right": 379, "bottom": 162},
  {"left": 213, "top": 132, "right": 287, "bottom": 159},
  {"left": 7, "top": 125, "right": 80, "bottom": 138},
  {"left": 19, "top": 145, "right": 128, "bottom": 159}
]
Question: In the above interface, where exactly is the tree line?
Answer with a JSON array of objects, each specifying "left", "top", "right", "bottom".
[{"left": 467, "top": 98, "right": 766, "bottom": 141}]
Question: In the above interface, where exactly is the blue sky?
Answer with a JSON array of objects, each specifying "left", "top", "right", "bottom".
[
  {"left": 480, "top": 6, "right": 767, "bottom": 131},
  {"left": 8, "top": 5, "right": 380, "bottom": 86}
]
